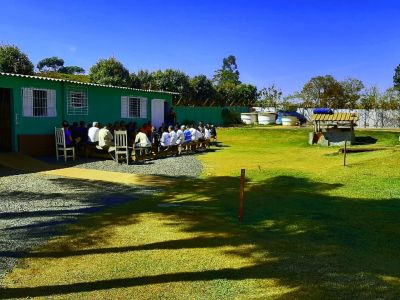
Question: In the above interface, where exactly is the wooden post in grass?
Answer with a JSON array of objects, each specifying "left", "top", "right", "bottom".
[
  {"left": 239, "top": 169, "right": 245, "bottom": 223},
  {"left": 343, "top": 140, "right": 347, "bottom": 166}
]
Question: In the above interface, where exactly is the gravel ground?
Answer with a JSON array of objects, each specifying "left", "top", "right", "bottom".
[
  {"left": 0, "top": 155, "right": 202, "bottom": 286},
  {"left": 39, "top": 154, "right": 203, "bottom": 178}
]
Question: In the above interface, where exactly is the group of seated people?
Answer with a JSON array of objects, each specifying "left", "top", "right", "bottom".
[{"left": 61, "top": 120, "right": 217, "bottom": 157}]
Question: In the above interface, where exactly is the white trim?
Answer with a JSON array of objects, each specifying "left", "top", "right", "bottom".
[{"left": 1, "top": 72, "right": 178, "bottom": 95}]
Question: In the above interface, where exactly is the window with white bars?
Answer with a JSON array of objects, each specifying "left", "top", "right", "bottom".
[
  {"left": 22, "top": 88, "right": 56, "bottom": 117},
  {"left": 121, "top": 96, "right": 147, "bottom": 118},
  {"left": 66, "top": 86, "right": 88, "bottom": 115},
  {"left": 33, "top": 89, "right": 48, "bottom": 116}
]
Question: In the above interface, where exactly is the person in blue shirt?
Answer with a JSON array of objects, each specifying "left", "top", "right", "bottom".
[{"left": 62, "top": 121, "right": 74, "bottom": 146}]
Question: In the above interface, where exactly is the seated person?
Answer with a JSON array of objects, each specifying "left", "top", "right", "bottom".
[
  {"left": 134, "top": 128, "right": 151, "bottom": 148},
  {"left": 160, "top": 127, "right": 171, "bottom": 147},
  {"left": 69, "top": 122, "right": 80, "bottom": 141},
  {"left": 78, "top": 121, "right": 89, "bottom": 143},
  {"left": 98, "top": 124, "right": 114, "bottom": 151},
  {"left": 150, "top": 126, "right": 160, "bottom": 153},
  {"left": 189, "top": 124, "right": 197, "bottom": 141},
  {"left": 169, "top": 125, "right": 177, "bottom": 145},
  {"left": 176, "top": 125, "right": 184, "bottom": 145},
  {"left": 183, "top": 126, "right": 192, "bottom": 144},
  {"left": 62, "top": 121, "right": 74, "bottom": 147},
  {"left": 195, "top": 128, "right": 205, "bottom": 142},
  {"left": 88, "top": 122, "right": 100, "bottom": 144},
  {"left": 204, "top": 124, "right": 211, "bottom": 140},
  {"left": 210, "top": 124, "right": 217, "bottom": 141}
]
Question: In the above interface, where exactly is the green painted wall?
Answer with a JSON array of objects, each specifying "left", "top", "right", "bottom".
[
  {"left": 175, "top": 106, "right": 249, "bottom": 126},
  {"left": 0, "top": 74, "right": 172, "bottom": 151}
]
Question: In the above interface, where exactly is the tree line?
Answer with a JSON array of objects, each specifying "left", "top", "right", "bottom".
[{"left": 1, "top": 43, "right": 399, "bottom": 109}]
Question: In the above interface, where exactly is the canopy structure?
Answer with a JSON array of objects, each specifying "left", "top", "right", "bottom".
[
  {"left": 312, "top": 113, "right": 358, "bottom": 133},
  {"left": 310, "top": 113, "right": 358, "bottom": 146}
]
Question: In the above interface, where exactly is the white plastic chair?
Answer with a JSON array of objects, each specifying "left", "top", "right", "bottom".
[
  {"left": 114, "top": 130, "right": 130, "bottom": 164},
  {"left": 55, "top": 127, "right": 75, "bottom": 162}
]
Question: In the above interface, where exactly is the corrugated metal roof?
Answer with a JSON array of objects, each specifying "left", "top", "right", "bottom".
[
  {"left": 0, "top": 72, "right": 180, "bottom": 95},
  {"left": 312, "top": 113, "right": 358, "bottom": 122}
]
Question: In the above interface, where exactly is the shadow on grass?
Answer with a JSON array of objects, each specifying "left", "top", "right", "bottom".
[
  {"left": 354, "top": 136, "right": 378, "bottom": 145},
  {"left": 1, "top": 175, "right": 400, "bottom": 299}
]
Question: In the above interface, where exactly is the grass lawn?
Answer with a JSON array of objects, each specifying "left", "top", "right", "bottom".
[{"left": 2, "top": 127, "right": 400, "bottom": 299}]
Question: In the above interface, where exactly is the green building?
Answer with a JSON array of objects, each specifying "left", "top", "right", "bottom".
[{"left": 0, "top": 72, "right": 175, "bottom": 155}]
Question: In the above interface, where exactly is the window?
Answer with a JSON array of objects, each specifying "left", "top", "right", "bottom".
[
  {"left": 33, "top": 89, "right": 48, "bottom": 116},
  {"left": 66, "top": 86, "right": 88, "bottom": 115},
  {"left": 22, "top": 88, "right": 56, "bottom": 117},
  {"left": 121, "top": 96, "right": 147, "bottom": 118}
]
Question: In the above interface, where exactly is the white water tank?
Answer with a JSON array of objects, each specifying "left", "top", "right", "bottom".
[
  {"left": 241, "top": 113, "right": 258, "bottom": 124},
  {"left": 258, "top": 113, "right": 276, "bottom": 125}
]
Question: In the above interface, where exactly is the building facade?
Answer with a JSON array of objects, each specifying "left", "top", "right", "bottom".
[{"left": 0, "top": 72, "right": 174, "bottom": 155}]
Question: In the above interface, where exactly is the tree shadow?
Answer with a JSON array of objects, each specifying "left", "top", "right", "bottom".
[
  {"left": 1, "top": 175, "right": 400, "bottom": 298},
  {"left": 354, "top": 136, "right": 378, "bottom": 145}
]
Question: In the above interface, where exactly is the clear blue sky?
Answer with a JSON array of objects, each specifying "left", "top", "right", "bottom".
[{"left": 1, "top": 0, "right": 399, "bottom": 95}]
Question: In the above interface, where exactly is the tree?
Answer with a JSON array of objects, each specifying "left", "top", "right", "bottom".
[
  {"left": 257, "top": 84, "right": 283, "bottom": 110},
  {"left": 189, "top": 75, "right": 215, "bottom": 106},
  {"left": 37, "top": 56, "right": 64, "bottom": 72},
  {"left": 59, "top": 66, "right": 85, "bottom": 74},
  {"left": 300, "top": 75, "right": 344, "bottom": 108},
  {"left": 150, "top": 69, "right": 192, "bottom": 104},
  {"left": 340, "top": 78, "right": 364, "bottom": 109},
  {"left": 89, "top": 57, "right": 130, "bottom": 86},
  {"left": 394, "top": 64, "right": 400, "bottom": 89},
  {"left": 213, "top": 55, "right": 240, "bottom": 86},
  {"left": 0, "top": 44, "right": 34, "bottom": 75},
  {"left": 130, "top": 70, "right": 153, "bottom": 89},
  {"left": 234, "top": 83, "right": 258, "bottom": 106}
]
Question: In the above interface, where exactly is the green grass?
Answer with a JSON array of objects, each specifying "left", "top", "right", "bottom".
[{"left": 2, "top": 127, "right": 400, "bottom": 299}]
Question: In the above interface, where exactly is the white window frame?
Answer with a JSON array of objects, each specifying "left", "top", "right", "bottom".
[
  {"left": 66, "top": 86, "right": 88, "bottom": 115},
  {"left": 22, "top": 88, "right": 56, "bottom": 117},
  {"left": 121, "top": 96, "right": 147, "bottom": 119}
]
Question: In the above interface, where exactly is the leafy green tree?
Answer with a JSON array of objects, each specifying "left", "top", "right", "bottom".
[
  {"left": 37, "top": 56, "right": 64, "bottom": 72},
  {"left": 340, "top": 78, "right": 364, "bottom": 109},
  {"left": 0, "top": 44, "right": 34, "bottom": 75},
  {"left": 89, "top": 57, "right": 130, "bottom": 86},
  {"left": 215, "top": 82, "right": 238, "bottom": 106},
  {"left": 59, "top": 66, "right": 85, "bottom": 74},
  {"left": 257, "top": 84, "right": 283, "bottom": 110},
  {"left": 394, "top": 64, "right": 400, "bottom": 89},
  {"left": 301, "top": 75, "right": 343, "bottom": 108},
  {"left": 189, "top": 75, "right": 215, "bottom": 106},
  {"left": 213, "top": 55, "right": 240, "bottom": 86},
  {"left": 151, "top": 69, "right": 192, "bottom": 104},
  {"left": 130, "top": 70, "right": 153, "bottom": 89},
  {"left": 235, "top": 83, "right": 258, "bottom": 106}
]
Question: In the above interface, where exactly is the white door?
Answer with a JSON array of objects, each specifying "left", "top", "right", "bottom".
[{"left": 151, "top": 99, "right": 164, "bottom": 129}]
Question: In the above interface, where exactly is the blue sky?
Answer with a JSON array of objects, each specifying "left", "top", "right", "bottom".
[{"left": 1, "top": 0, "right": 399, "bottom": 95}]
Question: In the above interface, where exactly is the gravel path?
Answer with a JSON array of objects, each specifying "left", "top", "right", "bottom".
[
  {"left": 39, "top": 154, "right": 203, "bottom": 178},
  {"left": 0, "top": 155, "right": 202, "bottom": 286}
]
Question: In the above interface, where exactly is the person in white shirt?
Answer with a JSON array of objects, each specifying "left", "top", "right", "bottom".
[
  {"left": 204, "top": 125, "right": 211, "bottom": 140},
  {"left": 160, "top": 127, "right": 171, "bottom": 147},
  {"left": 176, "top": 125, "right": 184, "bottom": 145},
  {"left": 169, "top": 125, "right": 177, "bottom": 145},
  {"left": 134, "top": 130, "right": 151, "bottom": 148},
  {"left": 98, "top": 125, "right": 114, "bottom": 149},
  {"left": 88, "top": 122, "right": 100, "bottom": 144},
  {"left": 189, "top": 124, "right": 197, "bottom": 141}
]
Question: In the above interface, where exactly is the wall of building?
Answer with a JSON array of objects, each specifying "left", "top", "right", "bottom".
[{"left": 0, "top": 74, "right": 173, "bottom": 154}]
